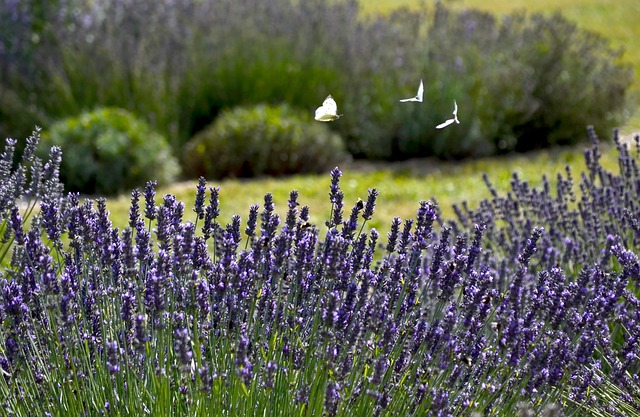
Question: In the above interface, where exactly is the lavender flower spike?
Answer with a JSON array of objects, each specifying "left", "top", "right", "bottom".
[
  {"left": 327, "top": 167, "right": 344, "bottom": 228},
  {"left": 362, "top": 188, "right": 379, "bottom": 221},
  {"left": 144, "top": 181, "right": 158, "bottom": 221},
  {"left": 193, "top": 177, "right": 207, "bottom": 221}
]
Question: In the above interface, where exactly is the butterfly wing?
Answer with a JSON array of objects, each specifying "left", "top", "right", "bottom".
[
  {"left": 436, "top": 118, "right": 456, "bottom": 129},
  {"left": 399, "top": 80, "right": 423, "bottom": 103},
  {"left": 315, "top": 105, "right": 327, "bottom": 121},
  {"left": 452, "top": 100, "right": 460, "bottom": 123},
  {"left": 315, "top": 95, "right": 339, "bottom": 121},
  {"left": 323, "top": 95, "right": 337, "bottom": 115}
]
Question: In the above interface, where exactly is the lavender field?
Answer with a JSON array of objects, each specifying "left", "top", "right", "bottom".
[
  {"left": 0, "top": 126, "right": 638, "bottom": 416},
  {"left": 1, "top": 0, "right": 639, "bottom": 415}
]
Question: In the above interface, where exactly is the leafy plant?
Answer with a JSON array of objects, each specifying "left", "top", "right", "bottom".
[
  {"left": 423, "top": 7, "right": 633, "bottom": 156},
  {"left": 41, "top": 107, "right": 180, "bottom": 195},
  {"left": 184, "top": 103, "right": 349, "bottom": 179},
  {"left": 0, "top": 1, "right": 632, "bottom": 163},
  {"left": 1, "top": 126, "right": 640, "bottom": 415}
]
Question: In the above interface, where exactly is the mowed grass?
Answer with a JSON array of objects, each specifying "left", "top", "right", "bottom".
[
  {"left": 103, "top": 0, "right": 636, "bottom": 231},
  {"left": 105, "top": 142, "right": 621, "bottom": 234}
]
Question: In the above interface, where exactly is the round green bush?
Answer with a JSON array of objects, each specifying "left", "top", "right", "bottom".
[
  {"left": 42, "top": 107, "right": 180, "bottom": 195},
  {"left": 184, "top": 103, "right": 349, "bottom": 179}
]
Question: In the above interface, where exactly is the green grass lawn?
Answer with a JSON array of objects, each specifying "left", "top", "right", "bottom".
[
  {"left": 106, "top": 142, "right": 620, "bottom": 234},
  {"left": 103, "top": 0, "right": 636, "bottom": 231}
]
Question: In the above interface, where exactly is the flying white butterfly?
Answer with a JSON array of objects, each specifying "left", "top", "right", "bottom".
[
  {"left": 314, "top": 95, "right": 342, "bottom": 122},
  {"left": 399, "top": 79, "right": 424, "bottom": 103},
  {"left": 436, "top": 100, "right": 460, "bottom": 129}
]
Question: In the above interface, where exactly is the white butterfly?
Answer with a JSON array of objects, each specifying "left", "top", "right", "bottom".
[
  {"left": 436, "top": 100, "right": 460, "bottom": 129},
  {"left": 399, "top": 79, "right": 424, "bottom": 103},
  {"left": 315, "top": 95, "right": 342, "bottom": 122}
]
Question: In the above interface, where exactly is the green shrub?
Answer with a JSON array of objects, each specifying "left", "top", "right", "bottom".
[
  {"left": 412, "top": 6, "right": 634, "bottom": 157},
  {"left": 41, "top": 107, "right": 180, "bottom": 195},
  {"left": 0, "top": 1, "right": 633, "bottom": 161},
  {"left": 184, "top": 103, "right": 349, "bottom": 179}
]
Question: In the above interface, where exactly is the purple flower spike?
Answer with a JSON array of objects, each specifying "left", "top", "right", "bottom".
[
  {"left": 342, "top": 199, "right": 363, "bottom": 239},
  {"left": 41, "top": 200, "right": 62, "bottom": 246},
  {"left": 143, "top": 181, "right": 158, "bottom": 221},
  {"left": 327, "top": 167, "right": 344, "bottom": 228},
  {"left": 415, "top": 200, "right": 438, "bottom": 249},
  {"left": 466, "top": 223, "right": 486, "bottom": 274},
  {"left": 106, "top": 340, "right": 120, "bottom": 374},
  {"left": 386, "top": 217, "right": 402, "bottom": 253},
  {"left": 144, "top": 262, "right": 168, "bottom": 324},
  {"left": 133, "top": 314, "right": 148, "bottom": 355},
  {"left": 518, "top": 227, "right": 543, "bottom": 266},
  {"left": 9, "top": 206, "right": 25, "bottom": 245},
  {"left": 398, "top": 219, "right": 414, "bottom": 255},
  {"left": 194, "top": 177, "right": 207, "bottom": 221},
  {"left": 129, "top": 188, "right": 141, "bottom": 228},
  {"left": 174, "top": 325, "right": 193, "bottom": 371},
  {"left": 235, "top": 336, "right": 253, "bottom": 385},
  {"left": 370, "top": 354, "right": 389, "bottom": 385},
  {"left": 245, "top": 204, "right": 259, "bottom": 240},
  {"left": 0, "top": 138, "right": 17, "bottom": 183},
  {"left": 300, "top": 205, "right": 310, "bottom": 222},
  {"left": 203, "top": 186, "right": 221, "bottom": 241},
  {"left": 263, "top": 360, "right": 277, "bottom": 389},
  {"left": 258, "top": 194, "right": 280, "bottom": 251},
  {"left": 41, "top": 146, "right": 64, "bottom": 200},
  {"left": 199, "top": 362, "right": 213, "bottom": 393},
  {"left": 135, "top": 220, "right": 153, "bottom": 267},
  {"left": 286, "top": 190, "right": 299, "bottom": 231},
  {"left": 362, "top": 188, "right": 379, "bottom": 221},
  {"left": 324, "top": 380, "right": 340, "bottom": 416}
]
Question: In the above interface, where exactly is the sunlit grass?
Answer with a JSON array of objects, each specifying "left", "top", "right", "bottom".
[
  {"left": 106, "top": 142, "right": 620, "bottom": 233},
  {"left": 104, "top": 0, "right": 637, "bottom": 230}
]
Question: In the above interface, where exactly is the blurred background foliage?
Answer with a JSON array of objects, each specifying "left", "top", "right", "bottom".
[
  {"left": 183, "top": 103, "right": 349, "bottom": 179},
  {"left": 41, "top": 107, "right": 180, "bottom": 195},
  {"left": 0, "top": 0, "right": 634, "bottom": 193}
]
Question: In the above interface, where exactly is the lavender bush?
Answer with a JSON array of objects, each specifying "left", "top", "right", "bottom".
[
  {"left": 0, "top": 0, "right": 632, "bottom": 163},
  {"left": 0, "top": 127, "right": 639, "bottom": 416}
]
